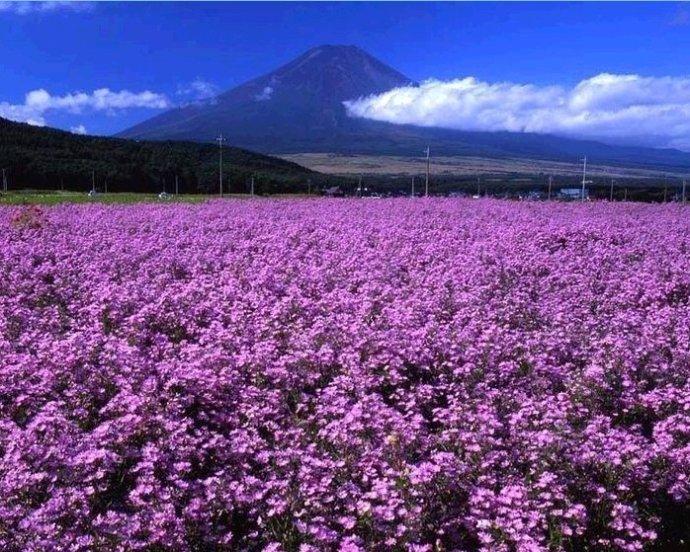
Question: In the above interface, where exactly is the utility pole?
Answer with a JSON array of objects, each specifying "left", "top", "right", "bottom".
[
  {"left": 2, "top": 168, "right": 7, "bottom": 193},
  {"left": 357, "top": 175, "right": 362, "bottom": 197},
  {"left": 411, "top": 175, "right": 415, "bottom": 197},
  {"left": 548, "top": 175, "right": 553, "bottom": 200},
  {"left": 610, "top": 178, "right": 615, "bottom": 202},
  {"left": 216, "top": 134, "right": 225, "bottom": 197},
  {"left": 581, "top": 156, "right": 588, "bottom": 202},
  {"left": 624, "top": 188, "right": 628, "bottom": 202},
  {"left": 424, "top": 146, "right": 430, "bottom": 197},
  {"left": 477, "top": 177, "right": 481, "bottom": 197},
  {"left": 663, "top": 178, "right": 668, "bottom": 203},
  {"left": 683, "top": 178, "right": 685, "bottom": 205}
]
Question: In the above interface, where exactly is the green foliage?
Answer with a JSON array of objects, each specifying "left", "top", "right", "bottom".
[
  {"left": 0, "top": 117, "right": 338, "bottom": 194},
  {"left": 0, "top": 191, "right": 210, "bottom": 205}
]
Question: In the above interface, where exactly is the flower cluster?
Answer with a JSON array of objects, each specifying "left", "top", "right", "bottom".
[{"left": 0, "top": 199, "right": 688, "bottom": 551}]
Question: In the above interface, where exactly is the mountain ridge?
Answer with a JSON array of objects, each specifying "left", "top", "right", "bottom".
[{"left": 118, "top": 45, "right": 690, "bottom": 172}]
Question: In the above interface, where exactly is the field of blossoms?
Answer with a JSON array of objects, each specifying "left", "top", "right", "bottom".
[{"left": 0, "top": 198, "right": 688, "bottom": 551}]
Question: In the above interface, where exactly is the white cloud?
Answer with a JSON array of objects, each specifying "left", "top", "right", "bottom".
[
  {"left": 70, "top": 124, "right": 87, "bottom": 135},
  {"left": 177, "top": 78, "right": 219, "bottom": 102},
  {"left": 0, "top": 1, "right": 93, "bottom": 14},
  {"left": 255, "top": 86, "right": 273, "bottom": 101},
  {"left": 344, "top": 73, "right": 690, "bottom": 150},
  {"left": 0, "top": 87, "right": 170, "bottom": 127}
]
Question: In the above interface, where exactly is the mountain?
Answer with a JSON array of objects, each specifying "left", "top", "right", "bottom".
[
  {"left": 119, "top": 44, "right": 690, "bottom": 172},
  {"left": 0, "top": 117, "right": 320, "bottom": 194},
  {"left": 119, "top": 44, "right": 414, "bottom": 150}
]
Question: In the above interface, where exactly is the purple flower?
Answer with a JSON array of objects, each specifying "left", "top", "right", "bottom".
[{"left": 0, "top": 198, "right": 687, "bottom": 550}]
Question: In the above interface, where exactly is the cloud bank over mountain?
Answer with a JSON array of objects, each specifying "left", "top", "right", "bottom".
[{"left": 345, "top": 73, "right": 690, "bottom": 150}]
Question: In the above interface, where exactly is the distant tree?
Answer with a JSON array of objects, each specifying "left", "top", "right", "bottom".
[{"left": 0, "top": 117, "right": 337, "bottom": 194}]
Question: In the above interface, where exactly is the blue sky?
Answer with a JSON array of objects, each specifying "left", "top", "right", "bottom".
[{"left": 2, "top": 1, "right": 690, "bottom": 144}]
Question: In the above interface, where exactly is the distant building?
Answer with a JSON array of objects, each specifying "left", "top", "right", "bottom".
[
  {"left": 524, "top": 190, "right": 545, "bottom": 201},
  {"left": 323, "top": 186, "right": 343, "bottom": 197},
  {"left": 559, "top": 188, "right": 588, "bottom": 200}
]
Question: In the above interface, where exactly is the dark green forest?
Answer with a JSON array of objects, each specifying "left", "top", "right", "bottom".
[{"left": 0, "top": 117, "right": 341, "bottom": 194}]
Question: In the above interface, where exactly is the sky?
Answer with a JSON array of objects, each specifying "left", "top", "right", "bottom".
[{"left": 2, "top": 1, "right": 690, "bottom": 148}]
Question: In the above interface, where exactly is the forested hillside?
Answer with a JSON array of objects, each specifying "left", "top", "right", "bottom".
[{"left": 0, "top": 117, "right": 324, "bottom": 194}]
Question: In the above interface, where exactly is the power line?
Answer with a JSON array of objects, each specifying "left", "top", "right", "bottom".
[
  {"left": 216, "top": 134, "right": 225, "bottom": 197},
  {"left": 663, "top": 176, "right": 668, "bottom": 203},
  {"left": 683, "top": 179, "right": 685, "bottom": 204},
  {"left": 547, "top": 175, "right": 553, "bottom": 200},
  {"left": 580, "top": 156, "right": 589, "bottom": 202},
  {"left": 424, "top": 146, "right": 430, "bottom": 197}
]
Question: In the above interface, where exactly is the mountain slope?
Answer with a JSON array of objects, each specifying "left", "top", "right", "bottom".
[
  {"left": 119, "top": 44, "right": 690, "bottom": 172},
  {"left": 0, "top": 117, "right": 318, "bottom": 194},
  {"left": 120, "top": 45, "right": 414, "bottom": 147}
]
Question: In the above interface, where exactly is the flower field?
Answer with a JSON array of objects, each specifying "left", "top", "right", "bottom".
[{"left": 0, "top": 198, "right": 688, "bottom": 551}]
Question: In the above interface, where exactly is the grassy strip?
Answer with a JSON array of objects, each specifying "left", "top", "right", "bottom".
[
  {"left": 0, "top": 191, "right": 226, "bottom": 205},
  {"left": 0, "top": 191, "right": 320, "bottom": 205}
]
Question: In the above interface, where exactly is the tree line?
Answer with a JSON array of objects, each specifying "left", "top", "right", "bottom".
[{"left": 0, "top": 117, "right": 346, "bottom": 195}]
